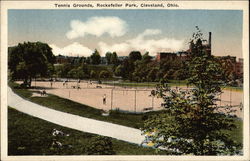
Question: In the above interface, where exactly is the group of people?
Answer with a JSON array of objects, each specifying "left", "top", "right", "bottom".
[
  {"left": 48, "top": 79, "right": 108, "bottom": 106},
  {"left": 40, "top": 89, "right": 46, "bottom": 96}
]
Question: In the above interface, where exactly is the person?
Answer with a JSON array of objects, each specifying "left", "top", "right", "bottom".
[
  {"left": 42, "top": 89, "right": 46, "bottom": 96},
  {"left": 103, "top": 94, "right": 106, "bottom": 105}
]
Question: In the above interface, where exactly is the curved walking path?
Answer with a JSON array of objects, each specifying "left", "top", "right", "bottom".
[{"left": 7, "top": 87, "right": 145, "bottom": 145}]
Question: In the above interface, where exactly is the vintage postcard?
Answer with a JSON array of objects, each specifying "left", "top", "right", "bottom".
[{"left": 0, "top": 0, "right": 249, "bottom": 161}]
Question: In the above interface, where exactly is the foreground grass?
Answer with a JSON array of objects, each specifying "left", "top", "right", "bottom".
[
  {"left": 222, "top": 118, "right": 243, "bottom": 145},
  {"left": 9, "top": 81, "right": 243, "bottom": 146},
  {"left": 8, "top": 107, "right": 162, "bottom": 155}
]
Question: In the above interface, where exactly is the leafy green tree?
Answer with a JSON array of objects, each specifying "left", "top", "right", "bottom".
[
  {"left": 147, "top": 68, "right": 158, "bottom": 82},
  {"left": 142, "top": 28, "right": 242, "bottom": 155},
  {"left": 114, "top": 65, "right": 123, "bottom": 77},
  {"left": 90, "top": 49, "right": 101, "bottom": 65},
  {"left": 105, "top": 52, "right": 112, "bottom": 64},
  {"left": 142, "top": 52, "right": 152, "bottom": 63},
  {"left": 86, "top": 57, "right": 91, "bottom": 64},
  {"left": 86, "top": 136, "right": 115, "bottom": 155},
  {"left": 8, "top": 42, "right": 55, "bottom": 86},
  {"left": 81, "top": 63, "right": 90, "bottom": 78},
  {"left": 118, "top": 58, "right": 133, "bottom": 79},
  {"left": 59, "top": 63, "right": 73, "bottom": 78},
  {"left": 68, "top": 68, "right": 78, "bottom": 78},
  {"left": 111, "top": 52, "right": 119, "bottom": 65},
  {"left": 99, "top": 70, "right": 111, "bottom": 79},
  {"left": 129, "top": 51, "right": 142, "bottom": 62},
  {"left": 90, "top": 70, "right": 96, "bottom": 78}
]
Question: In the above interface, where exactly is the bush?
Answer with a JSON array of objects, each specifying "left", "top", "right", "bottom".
[
  {"left": 99, "top": 70, "right": 111, "bottom": 79},
  {"left": 86, "top": 136, "right": 115, "bottom": 155}
]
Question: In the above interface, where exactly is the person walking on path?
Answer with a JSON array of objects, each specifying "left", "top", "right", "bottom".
[{"left": 103, "top": 94, "right": 106, "bottom": 105}]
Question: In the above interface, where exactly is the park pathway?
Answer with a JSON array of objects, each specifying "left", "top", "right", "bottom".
[{"left": 7, "top": 87, "right": 145, "bottom": 145}]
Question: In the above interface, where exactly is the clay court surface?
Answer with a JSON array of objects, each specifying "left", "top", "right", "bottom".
[{"left": 15, "top": 80, "right": 243, "bottom": 117}]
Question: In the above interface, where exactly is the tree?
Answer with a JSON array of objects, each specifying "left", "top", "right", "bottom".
[
  {"left": 86, "top": 136, "right": 115, "bottom": 155},
  {"left": 57, "top": 63, "right": 72, "bottom": 79},
  {"left": 105, "top": 52, "right": 112, "bottom": 64},
  {"left": 99, "top": 70, "right": 111, "bottom": 79},
  {"left": 8, "top": 42, "right": 55, "bottom": 86},
  {"left": 90, "top": 70, "right": 96, "bottom": 78},
  {"left": 81, "top": 63, "right": 90, "bottom": 78},
  {"left": 90, "top": 49, "right": 101, "bottom": 65},
  {"left": 129, "top": 51, "right": 142, "bottom": 62},
  {"left": 147, "top": 68, "right": 158, "bottom": 82},
  {"left": 110, "top": 52, "right": 118, "bottom": 65},
  {"left": 114, "top": 65, "right": 123, "bottom": 77},
  {"left": 142, "top": 52, "right": 152, "bottom": 63},
  {"left": 86, "top": 57, "right": 91, "bottom": 64},
  {"left": 142, "top": 28, "right": 241, "bottom": 155},
  {"left": 118, "top": 58, "right": 133, "bottom": 79}
]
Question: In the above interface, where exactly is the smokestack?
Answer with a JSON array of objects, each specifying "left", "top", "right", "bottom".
[{"left": 209, "top": 32, "right": 212, "bottom": 48}]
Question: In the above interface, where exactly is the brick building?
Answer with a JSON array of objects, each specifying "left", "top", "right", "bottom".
[{"left": 156, "top": 32, "right": 212, "bottom": 62}]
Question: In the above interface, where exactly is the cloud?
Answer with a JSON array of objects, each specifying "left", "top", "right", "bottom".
[
  {"left": 98, "top": 29, "right": 185, "bottom": 56},
  {"left": 138, "top": 29, "right": 162, "bottom": 38},
  {"left": 66, "top": 16, "right": 127, "bottom": 39},
  {"left": 50, "top": 42, "right": 93, "bottom": 57},
  {"left": 98, "top": 42, "right": 130, "bottom": 56}
]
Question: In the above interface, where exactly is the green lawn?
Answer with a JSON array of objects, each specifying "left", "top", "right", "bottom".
[
  {"left": 103, "top": 80, "right": 188, "bottom": 88},
  {"left": 102, "top": 80, "right": 243, "bottom": 91},
  {"left": 8, "top": 107, "right": 163, "bottom": 155},
  {"left": 221, "top": 118, "right": 243, "bottom": 145}
]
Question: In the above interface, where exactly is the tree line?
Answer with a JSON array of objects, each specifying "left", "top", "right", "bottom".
[{"left": 8, "top": 38, "right": 242, "bottom": 86}]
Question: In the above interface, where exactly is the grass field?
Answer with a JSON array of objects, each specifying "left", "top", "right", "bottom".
[
  {"left": 102, "top": 80, "right": 188, "bottom": 88},
  {"left": 8, "top": 81, "right": 243, "bottom": 147},
  {"left": 8, "top": 107, "right": 164, "bottom": 155}
]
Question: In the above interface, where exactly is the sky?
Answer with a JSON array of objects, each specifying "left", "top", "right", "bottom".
[{"left": 8, "top": 10, "right": 243, "bottom": 58}]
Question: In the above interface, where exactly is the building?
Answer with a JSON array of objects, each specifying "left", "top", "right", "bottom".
[
  {"left": 156, "top": 52, "right": 177, "bottom": 62},
  {"left": 55, "top": 55, "right": 70, "bottom": 64},
  {"left": 156, "top": 32, "right": 212, "bottom": 62},
  {"left": 55, "top": 55, "right": 78, "bottom": 65}
]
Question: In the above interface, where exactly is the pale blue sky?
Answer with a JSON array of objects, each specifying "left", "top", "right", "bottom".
[{"left": 8, "top": 10, "right": 243, "bottom": 58}]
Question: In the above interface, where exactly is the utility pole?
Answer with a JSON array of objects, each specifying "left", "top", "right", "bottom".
[
  {"left": 111, "top": 89, "right": 113, "bottom": 110},
  {"left": 230, "top": 88, "right": 232, "bottom": 107},
  {"left": 134, "top": 90, "right": 137, "bottom": 112},
  {"left": 152, "top": 95, "right": 154, "bottom": 109}
]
